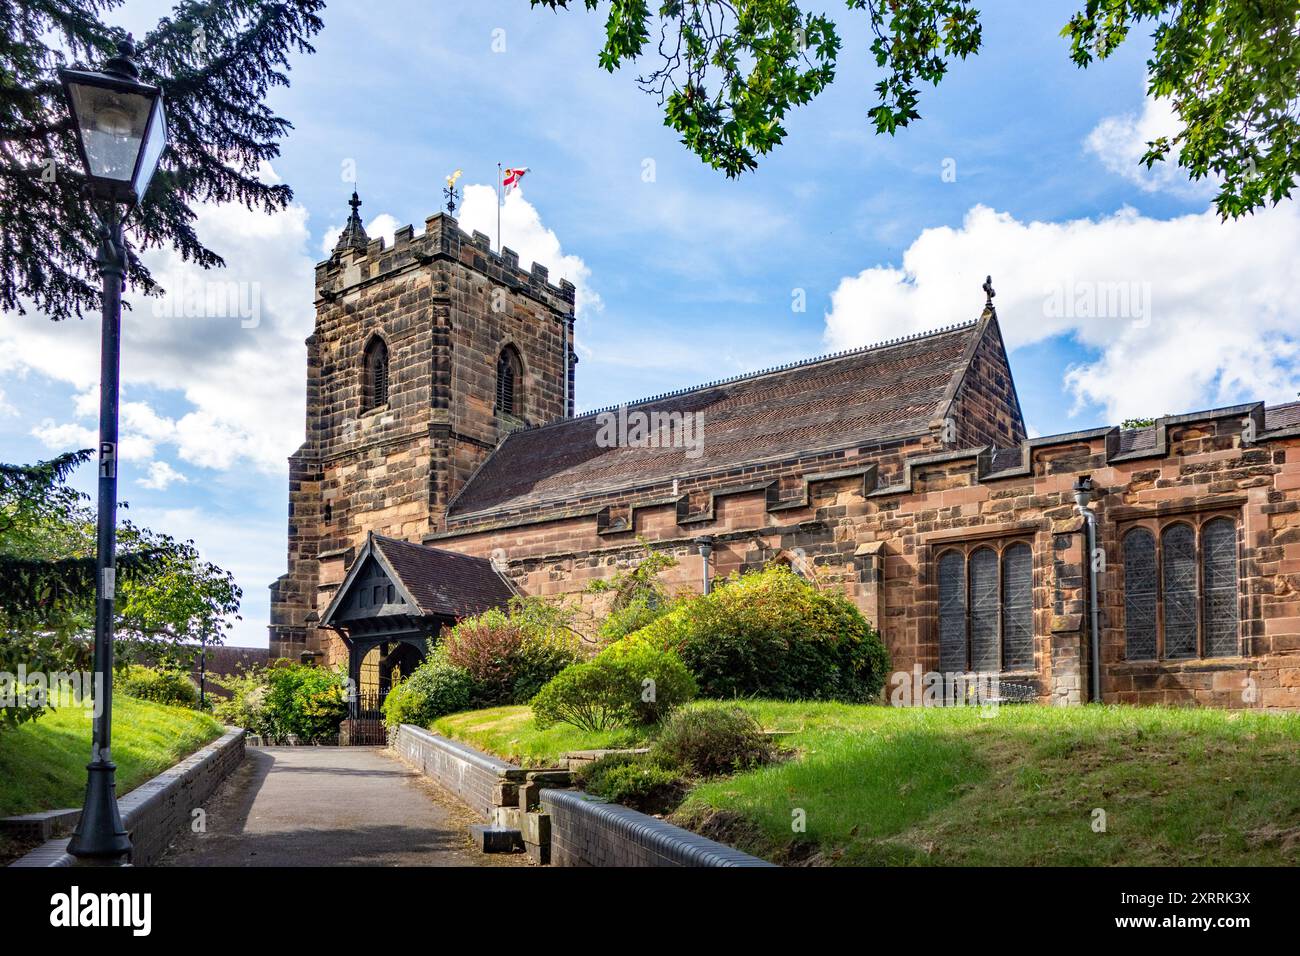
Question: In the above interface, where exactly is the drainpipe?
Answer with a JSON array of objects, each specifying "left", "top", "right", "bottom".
[
  {"left": 1073, "top": 475, "right": 1103, "bottom": 703},
  {"left": 695, "top": 536, "right": 714, "bottom": 594}
]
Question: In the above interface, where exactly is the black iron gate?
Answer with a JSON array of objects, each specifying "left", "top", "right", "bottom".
[{"left": 341, "top": 688, "right": 387, "bottom": 745}]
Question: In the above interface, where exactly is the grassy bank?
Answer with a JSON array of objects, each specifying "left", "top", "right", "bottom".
[
  {"left": 434, "top": 702, "right": 1300, "bottom": 866},
  {"left": 433, "top": 705, "right": 643, "bottom": 765},
  {"left": 0, "top": 694, "right": 223, "bottom": 818}
]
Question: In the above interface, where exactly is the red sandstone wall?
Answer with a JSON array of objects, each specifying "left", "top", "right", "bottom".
[{"left": 429, "top": 411, "right": 1300, "bottom": 710}]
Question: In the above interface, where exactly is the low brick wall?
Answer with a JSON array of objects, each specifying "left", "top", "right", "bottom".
[
  {"left": 540, "top": 788, "right": 774, "bottom": 867},
  {"left": 10, "top": 727, "right": 245, "bottom": 867},
  {"left": 390, "top": 724, "right": 522, "bottom": 820}
]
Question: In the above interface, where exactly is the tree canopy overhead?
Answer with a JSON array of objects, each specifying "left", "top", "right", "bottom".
[
  {"left": 534, "top": 0, "right": 1300, "bottom": 217},
  {"left": 0, "top": 0, "right": 325, "bottom": 322}
]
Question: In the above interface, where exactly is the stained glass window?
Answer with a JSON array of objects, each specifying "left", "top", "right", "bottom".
[
  {"left": 1162, "top": 523, "right": 1199, "bottom": 659},
  {"left": 1001, "top": 543, "right": 1033, "bottom": 669},
  {"left": 969, "top": 548, "right": 1000, "bottom": 672},
  {"left": 1123, "top": 528, "right": 1157, "bottom": 660},
  {"left": 1201, "top": 517, "right": 1239, "bottom": 657},
  {"left": 937, "top": 550, "right": 967, "bottom": 672}
]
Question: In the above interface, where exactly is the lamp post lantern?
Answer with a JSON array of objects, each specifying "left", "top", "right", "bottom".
[{"left": 59, "top": 35, "right": 167, "bottom": 864}]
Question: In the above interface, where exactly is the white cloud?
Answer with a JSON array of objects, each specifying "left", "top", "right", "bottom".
[
  {"left": 1085, "top": 93, "right": 1213, "bottom": 197},
  {"left": 823, "top": 202, "right": 1300, "bottom": 425},
  {"left": 458, "top": 184, "right": 601, "bottom": 316},
  {"left": 31, "top": 419, "right": 96, "bottom": 452},
  {"left": 0, "top": 179, "right": 317, "bottom": 475},
  {"left": 138, "top": 460, "right": 189, "bottom": 491}
]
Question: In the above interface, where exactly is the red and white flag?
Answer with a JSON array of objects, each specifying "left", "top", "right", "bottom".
[{"left": 502, "top": 167, "right": 529, "bottom": 192}]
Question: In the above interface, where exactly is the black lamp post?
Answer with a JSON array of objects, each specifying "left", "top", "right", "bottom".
[{"left": 59, "top": 35, "right": 167, "bottom": 865}]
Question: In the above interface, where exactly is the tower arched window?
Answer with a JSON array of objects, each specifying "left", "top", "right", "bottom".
[
  {"left": 496, "top": 345, "right": 522, "bottom": 417},
  {"left": 362, "top": 337, "right": 389, "bottom": 411}
]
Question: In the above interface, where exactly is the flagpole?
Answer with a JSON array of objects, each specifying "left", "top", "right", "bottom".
[{"left": 496, "top": 162, "right": 502, "bottom": 252}]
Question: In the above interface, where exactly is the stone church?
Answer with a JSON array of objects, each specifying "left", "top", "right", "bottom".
[{"left": 269, "top": 197, "right": 1300, "bottom": 709}]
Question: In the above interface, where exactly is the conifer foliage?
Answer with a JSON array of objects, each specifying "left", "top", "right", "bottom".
[{"left": 0, "top": 0, "right": 325, "bottom": 321}]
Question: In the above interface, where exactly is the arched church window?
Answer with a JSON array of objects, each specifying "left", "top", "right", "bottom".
[
  {"left": 969, "top": 547, "right": 1000, "bottom": 673},
  {"left": 1122, "top": 528, "right": 1157, "bottom": 661},
  {"left": 496, "top": 345, "right": 522, "bottom": 417},
  {"left": 363, "top": 336, "right": 389, "bottom": 411},
  {"left": 1201, "top": 517, "right": 1239, "bottom": 658},
  {"left": 937, "top": 550, "right": 967, "bottom": 673},
  {"left": 1001, "top": 543, "right": 1033, "bottom": 669},
  {"left": 1162, "top": 523, "right": 1198, "bottom": 659},
  {"left": 933, "top": 538, "right": 1035, "bottom": 674},
  {"left": 1121, "top": 516, "right": 1240, "bottom": 660}
]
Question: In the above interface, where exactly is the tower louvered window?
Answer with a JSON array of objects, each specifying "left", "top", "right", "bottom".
[
  {"left": 1121, "top": 515, "right": 1240, "bottom": 660},
  {"left": 362, "top": 337, "right": 389, "bottom": 411},
  {"left": 934, "top": 539, "right": 1035, "bottom": 673},
  {"left": 496, "top": 346, "right": 522, "bottom": 417}
]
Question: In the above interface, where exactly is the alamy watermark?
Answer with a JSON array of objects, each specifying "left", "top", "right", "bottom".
[
  {"left": 151, "top": 271, "right": 263, "bottom": 328},
  {"left": 1043, "top": 278, "right": 1152, "bottom": 326},
  {"left": 888, "top": 664, "right": 1001, "bottom": 716},
  {"left": 0, "top": 666, "right": 103, "bottom": 717},
  {"left": 594, "top": 405, "right": 704, "bottom": 460}
]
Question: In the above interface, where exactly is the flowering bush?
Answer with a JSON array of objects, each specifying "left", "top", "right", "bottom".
[{"left": 440, "top": 600, "right": 584, "bottom": 706}]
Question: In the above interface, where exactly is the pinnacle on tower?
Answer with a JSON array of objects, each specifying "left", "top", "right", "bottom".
[{"left": 334, "top": 191, "right": 369, "bottom": 254}]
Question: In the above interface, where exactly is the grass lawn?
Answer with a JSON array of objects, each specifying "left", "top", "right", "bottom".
[
  {"left": 433, "top": 706, "right": 644, "bottom": 765},
  {"left": 434, "top": 701, "right": 1300, "bottom": 866},
  {"left": 0, "top": 694, "right": 223, "bottom": 819}
]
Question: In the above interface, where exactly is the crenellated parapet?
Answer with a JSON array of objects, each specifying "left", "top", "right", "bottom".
[{"left": 314, "top": 210, "right": 576, "bottom": 316}]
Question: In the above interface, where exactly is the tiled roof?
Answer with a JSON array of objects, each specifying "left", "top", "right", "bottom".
[
  {"left": 1266, "top": 401, "right": 1300, "bottom": 431},
  {"left": 372, "top": 535, "right": 515, "bottom": 618},
  {"left": 449, "top": 322, "right": 984, "bottom": 518}
]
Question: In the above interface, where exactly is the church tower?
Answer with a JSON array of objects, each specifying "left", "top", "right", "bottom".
[{"left": 268, "top": 195, "right": 577, "bottom": 660}]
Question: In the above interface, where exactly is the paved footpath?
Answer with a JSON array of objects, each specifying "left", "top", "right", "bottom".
[{"left": 158, "top": 746, "right": 525, "bottom": 867}]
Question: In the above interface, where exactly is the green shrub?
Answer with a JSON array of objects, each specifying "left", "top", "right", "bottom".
[
  {"left": 440, "top": 603, "right": 583, "bottom": 707},
  {"left": 574, "top": 751, "right": 686, "bottom": 814},
  {"left": 211, "top": 666, "right": 274, "bottom": 738},
  {"left": 262, "top": 662, "right": 348, "bottom": 743},
  {"left": 382, "top": 656, "right": 475, "bottom": 728},
  {"left": 120, "top": 664, "right": 199, "bottom": 708},
  {"left": 509, "top": 633, "right": 585, "bottom": 704},
  {"left": 653, "top": 703, "right": 774, "bottom": 777},
  {"left": 598, "top": 594, "right": 672, "bottom": 643},
  {"left": 630, "top": 564, "right": 890, "bottom": 702},
  {"left": 531, "top": 641, "right": 696, "bottom": 732},
  {"left": 213, "top": 662, "right": 346, "bottom": 742}
]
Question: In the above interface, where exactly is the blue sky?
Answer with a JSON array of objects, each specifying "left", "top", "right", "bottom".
[{"left": 3, "top": 1, "right": 1298, "bottom": 646}]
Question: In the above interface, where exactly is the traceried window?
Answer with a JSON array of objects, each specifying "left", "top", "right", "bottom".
[
  {"left": 362, "top": 336, "right": 389, "bottom": 411},
  {"left": 1122, "top": 516, "right": 1239, "bottom": 660},
  {"left": 935, "top": 540, "right": 1034, "bottom": 673},
  {"left": 496, "top": 345, "right": 522, "bottom": 417}
]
